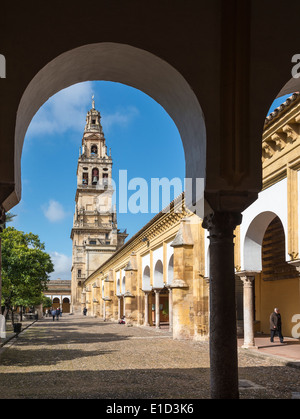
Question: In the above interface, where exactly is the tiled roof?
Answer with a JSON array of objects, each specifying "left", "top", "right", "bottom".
[{"left": 264, "top": 92, "right": 300, "bottom": 126}]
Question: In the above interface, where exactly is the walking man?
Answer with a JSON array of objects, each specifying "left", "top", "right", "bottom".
[
  {"left": 55, "top": 307, "right": 61, "bottom": 321},
  {"left": 270, "top": 308, "right": 284, "bottom": 343},
  {"left": 51, "top": 308, "right": 56, "bottom": 321}
]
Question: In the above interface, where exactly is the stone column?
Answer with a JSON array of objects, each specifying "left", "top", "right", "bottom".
[
  {"left": 237, "top": 273, "right": 257, "bottom": 349},
  {"left": 117, "top": 296, "right": 122, "bottom": 321},
  {"left": 103, "top": 299, "right": 106, "bottom": 321},
  {"left": 168, "top": 287, "right": 173, "bottom": 332},
  {"left": 202, "top": 211, "right": 242, "bottom": 400},
  {"left": 154, "top": 289, "right": 160, "bottom": 329},
  {"left": 144, "top": 291, "right": 150, "bottom": 326}
]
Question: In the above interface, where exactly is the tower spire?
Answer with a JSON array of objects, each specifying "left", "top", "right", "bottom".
[{"left": 84, "top": 96, "right": 104, "bottom": 137}]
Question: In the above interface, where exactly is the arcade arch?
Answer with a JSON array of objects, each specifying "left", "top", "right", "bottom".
[
  {"left": 14, "top": 43, "right": 206, "bottom": 217},
  {"left": 52, "top": 297, "right": 60, "bottom": 309},
  {"left": 153, "top": 260, "right": 164, "bottom": 289},
  {"left": 243, "top": 211, "right": 279, "bottom": 272},
  {"left": 142, "top": 266, "right": 151, "bottom": 291},
  {"left": 62, "top": 297, "right": 70, "bottom": 313}
]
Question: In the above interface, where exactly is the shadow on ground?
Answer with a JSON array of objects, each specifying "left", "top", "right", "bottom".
[{"left": 0, "top": 365, "right": 299, "bottom": 399}]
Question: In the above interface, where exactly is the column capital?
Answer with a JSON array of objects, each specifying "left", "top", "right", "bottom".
[
  {"left": 142, "top": 289, "right": 151, "bottom": 294},
  {"left": 239, "top": 276, "right": 255, "bottom": 287},
  {"left": 202, "top": 211, "right": 242, "bottom": 241},
  {"left": 288, "top": 259, "right": 300, "bottom": 273},
  {"left": 235, "top": 271, "right": 261, "bottom": 282},
  {"left": 236, "top": 270, "right": 260, "bottom": 284},
  {"left": 153, "top": 288, "right": 161, "bottom": 293}
]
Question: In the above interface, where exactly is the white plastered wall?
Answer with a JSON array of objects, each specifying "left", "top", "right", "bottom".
[
  {"left": 166, "top": 241, "right": 174, "bottom": 285},
  {"left": 152, "top": 246, "right": 164, "bottom": 288},
  {"left": 240, "top": 178, "right": 288, "bottom": 271}
]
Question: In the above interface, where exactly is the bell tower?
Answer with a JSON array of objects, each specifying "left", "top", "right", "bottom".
[{"left": 71, "top": 97, "right": 128, "bottom": 313}]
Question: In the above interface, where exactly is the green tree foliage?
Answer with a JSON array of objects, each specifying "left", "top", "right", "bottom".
[{"left": 1, "top": 227, "right": 54, "bottom": 319}]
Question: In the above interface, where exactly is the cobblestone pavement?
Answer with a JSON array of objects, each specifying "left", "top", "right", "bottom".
[{"left": 0, "top": 315, "right": 299, "bottom": 399}]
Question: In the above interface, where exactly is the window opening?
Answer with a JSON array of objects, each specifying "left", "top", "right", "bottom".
[
  {"left": 82, "top": 172, "right": 88, "bottom": 185},
  {"left": 91, "top": 145, "right": 98, "bottom": 156},
  {"left": 92, "top": 168, "right": 99, "bottom": 185}
]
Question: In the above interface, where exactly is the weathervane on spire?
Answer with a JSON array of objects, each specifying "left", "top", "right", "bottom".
[{"left": 92, "top": 94, "right": 95, "bottom": 109}]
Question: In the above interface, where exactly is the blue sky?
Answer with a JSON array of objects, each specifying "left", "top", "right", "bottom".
[{"left": 10, "top": 82, "right": 292, "bottom": 281}]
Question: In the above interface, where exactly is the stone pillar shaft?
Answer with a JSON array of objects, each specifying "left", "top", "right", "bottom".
[
  {"left": 240, "top": 275, "right": 256, "bottom": 348},
  {"left": 144, "top": 292, "right": 150, "bottom": 326},
  {"left": 154, "top": 289, "right": 160, "bottom": 329},
  {"left": 123, "top": 296, "right": 125, "bottom": 318},
  {"left": 168, "top": 288, "right": 173, "bottom": 332},
  {"left": 103, "top": 299, "right": 106, "bottom": 321},
  {"left": 117, "top": 296, "right": 122, "bottom": 321},
  {"left": 203, "top": 211, "right": 242, "bottom": 400}
]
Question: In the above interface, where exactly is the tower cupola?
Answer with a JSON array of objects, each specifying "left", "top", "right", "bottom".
[{"left": 84, "top": 95, "right": 105, "bottom": 138}]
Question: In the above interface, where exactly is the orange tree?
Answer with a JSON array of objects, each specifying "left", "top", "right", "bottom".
[{"left": 1, "top": 227, "right": 54, "bottom": 323}]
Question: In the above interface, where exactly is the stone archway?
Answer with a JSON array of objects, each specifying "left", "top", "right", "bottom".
[
  {"left": 243, "top": 211, "right": 279, "bottom": 272},
  {"left": 12, "top": 43, "right": 206, "bottom": 217},
  {"left": 52, "top": 297, "right": 60, "bottom": 310},
  {"left": 142, "top": 266, "right": 151, "bottom": 291},
  {"left": 153, "top": 260, "right": 163, "bottom": 289},
  {"left": 62, "top": 297, "right": 70, "bottom": 313}
]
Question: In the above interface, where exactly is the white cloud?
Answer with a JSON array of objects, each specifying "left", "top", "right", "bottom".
[
  {"left": 27, "top": 82, "right": 94, "bottom": 137},
  {"left": 42, "top": 200, "right": 69, "bottom": 223},
  {"left": 26, "top": 82, "right": 140, "bottom": 138},
  {"left": 102, "top": 106, "right": 140, "bottom": 132},
  {"left": 49, "top": 251, "right": 72, "bottom": 281}
]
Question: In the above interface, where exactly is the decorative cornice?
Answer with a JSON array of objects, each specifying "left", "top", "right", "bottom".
[
  {"left": 264, "top": 92, "right": 300, "bottom": 127},
  {"left": 262, "top": 93, "right": 300, "bottom": 186}
]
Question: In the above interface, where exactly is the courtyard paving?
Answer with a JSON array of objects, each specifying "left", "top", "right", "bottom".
[{"left": 0, "top": 314, "right": 299, "bottom": 399}]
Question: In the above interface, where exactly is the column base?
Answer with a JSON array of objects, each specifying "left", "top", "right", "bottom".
[{"left": 241, "top": 343, "right": 258, "bottom": 349}]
